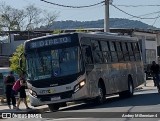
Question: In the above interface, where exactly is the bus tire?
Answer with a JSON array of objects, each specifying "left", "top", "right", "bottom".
[
  {"left": 48, "top": 104, "right": 60, "bottom": 112},
  {"left": 126, "top": 76, "right": 134, "bottom": 97},
  {"left": 60, "top": 102, "right": 67, "bottom": 107},
  {"left": 94, "top": 81, "right": 106, "bottom": 104},
  {"left": 119, "top": 77, "right": 134, "bottom": 98}
]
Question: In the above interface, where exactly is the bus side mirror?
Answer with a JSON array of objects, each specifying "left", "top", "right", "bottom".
[
  {"left": 19, "top": 58, "right": 23, "bottom": 68},
  {"left": 24, "top": 53, "right": 26, "bottom": 57},
  {"left": 19, "top": 53, "right": 24, "bottom": 68}
]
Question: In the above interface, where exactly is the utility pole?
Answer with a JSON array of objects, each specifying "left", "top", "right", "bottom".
[{"left": 104, "top": 0, "right": 110, "bottom": 32}]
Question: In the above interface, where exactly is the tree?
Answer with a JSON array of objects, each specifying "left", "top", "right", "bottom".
[
  {"left": 43, "top": 11, "right": 59, "bottom": 30},
  {"left": 75, "top": 28, "right": 86, "bottom": 33},
  {"left": 24, "top": 4, "right": 43, "bottom": 30},
  {"left": 0, "top": 2, "right": 58, "bottom": 31},
  {"left": 0, "top": 3, "right": 25, "bottom": 31},
  {"left": 10, "top": 44, "right": 25, "bottom": 75},
  {"left": 52, "top": 29, "right": 62, "bottom": 34}
]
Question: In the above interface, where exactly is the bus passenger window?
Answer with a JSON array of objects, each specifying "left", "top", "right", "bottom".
[
  {"left": 91, "top": 40, "right": 104, "bottom": 64},
  {"left": 122, "top": 42, "right": 129, "bottom": 61},
  {"left": 109, "top": 41, "right": 118, "bottom": 62},
  {"left": 133, "top": 43, "right": 141, "bottom": 61},
  {"left": 100, "top": 41, "right": 111, "bottom": 63},
  {"left": 82, "top": 45, "right": 93, "bottom": 64},
  {"left": 115, "top": 42, "right": 124, "bottom": 62},
  {"left": 127, "top": 43, "right": 135, "bottom": 61}
]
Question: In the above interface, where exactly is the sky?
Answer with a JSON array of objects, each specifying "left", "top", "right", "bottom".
[{"left": 2, "top": 0, "right": 160, "bottom": 28}]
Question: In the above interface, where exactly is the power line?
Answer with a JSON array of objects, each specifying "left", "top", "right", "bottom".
[
  {"left": 115, "top": 4, "right": 160, "bottom": 7},
  {"left": 152, "top": 13, "right": 160, "bottom": 26},
  {"left": 137, "top": 10, "right": 160, "bottom": 17},
  {"left": 40, "top": 0, "right": 105, "bottom": 8},
  {"left": 111, "top": 4, "right": 160, "bottom": 19}
]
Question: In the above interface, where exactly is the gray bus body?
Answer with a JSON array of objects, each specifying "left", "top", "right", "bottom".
[{"left": 24, "top": 32, "right": 144, "bottom": 109}]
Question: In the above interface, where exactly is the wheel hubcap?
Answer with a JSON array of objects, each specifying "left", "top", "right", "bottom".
[
  {"left": 129, "top": 82, "right": 133, "bottom": 93},
  {"left": 98, "top": 87, "right": 103, "bottom": 100}
]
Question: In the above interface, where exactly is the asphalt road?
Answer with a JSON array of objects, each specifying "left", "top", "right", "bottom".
[{"left": 1, "top": 87, "right": 160, "bottom": 121}]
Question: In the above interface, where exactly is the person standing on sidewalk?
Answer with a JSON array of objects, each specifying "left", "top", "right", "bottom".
[
  {"left": 4, "top": 71, "right": 16, "bottom": 109},
  {"left": 150, "top": 61, "right": 160, "bottom": 93},
  {"left": 16, "top": 73, "right": 31, "bottom": 110}
]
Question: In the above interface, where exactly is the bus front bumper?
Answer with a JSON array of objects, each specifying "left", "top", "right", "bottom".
[{"left": 28, "top": 85, "right": 90, "bottom": 107}]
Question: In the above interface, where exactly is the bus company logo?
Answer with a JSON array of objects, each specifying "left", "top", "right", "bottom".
[
  {"left": 50, "top": 83, "right": 58, "bottom": 87},
  {"left": 48, "top": 89, "right": 55, "bottom": 94},
  {"left": 2, "top": 113, "right": 12, "bottom": 118}
]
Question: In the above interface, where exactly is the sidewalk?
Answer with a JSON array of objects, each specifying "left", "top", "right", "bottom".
[
  {"left": 0, "top": 102, "right": 48, "bottom": 111},
  {"left": 136, "top": 79, "right": 157, "bottom": 91}
]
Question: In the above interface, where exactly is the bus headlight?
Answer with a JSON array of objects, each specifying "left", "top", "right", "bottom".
[
  {"left": 80, "top": 81, "right": 85, "bottom": 87},
  {"left": 29, "top": 89, "right": 37, "bottom": 97},
  {"left": 74, "top": 80, "right": 86, "bottom": 92}
]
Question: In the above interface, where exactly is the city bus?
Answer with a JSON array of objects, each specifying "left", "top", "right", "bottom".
[{"left": 23, "top": 32, "right": 144, "bottom": 111}]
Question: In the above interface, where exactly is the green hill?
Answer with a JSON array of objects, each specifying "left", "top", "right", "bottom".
[{"left": 42, "top": 18, "right": 156, "bottom": 30}]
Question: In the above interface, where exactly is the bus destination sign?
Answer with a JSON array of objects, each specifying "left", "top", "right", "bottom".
[{"left": 30, "top": 37, "right": 71, "bottom": 49}]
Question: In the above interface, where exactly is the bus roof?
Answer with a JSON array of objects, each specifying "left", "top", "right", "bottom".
[
  {"left": 78, "top": 32, "right": 138, "bottom": 42},
  {"left": 24, "top": 32, "right": 138, "bottom": 52},
  {"left": 24, "top": 32, "right": 137, "bottom": 43},
  {"left": 25, "top": 33, "right": 72, "bottom": 43}
]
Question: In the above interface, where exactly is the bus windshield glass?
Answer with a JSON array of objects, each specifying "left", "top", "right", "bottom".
[{"left": 27, "top": 46, "right": 80, "bottom": 80}]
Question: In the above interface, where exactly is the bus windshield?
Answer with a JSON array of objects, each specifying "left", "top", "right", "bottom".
[{"left": 27, "top": 46, "right": 81, "bottom": 81}]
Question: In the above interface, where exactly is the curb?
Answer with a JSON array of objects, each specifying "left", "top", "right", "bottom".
[
  {"left": 37, "top": 107, "right": 49, "bottom": 113},
  {"left": 134, "top": 87, "right": 143, "bottom": 92},
  {"left": 67, "top": 102, "right": 76, "bottom": 106}
]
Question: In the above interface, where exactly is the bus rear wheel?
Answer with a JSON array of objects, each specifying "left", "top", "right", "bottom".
[
  {"left": 48, "top": 104, "right": 60, "bottom": 112},
  {"left": 119, "top": 79, "right": 134, "bottom": 98},
  {"left": 126, "top": 79, "right": 134, "bottom": 97}
]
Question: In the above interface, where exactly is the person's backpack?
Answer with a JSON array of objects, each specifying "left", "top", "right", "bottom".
[{"left": 12, "top": 79, "right": 21, "bottom": 92}]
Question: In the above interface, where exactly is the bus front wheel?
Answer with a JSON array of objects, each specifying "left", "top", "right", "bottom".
[
  {"left": 48, "top": 104, "right": 60, "bottom": 112},
  {"left": 94, "top": 82, "right": 106, "bottom": 104}
]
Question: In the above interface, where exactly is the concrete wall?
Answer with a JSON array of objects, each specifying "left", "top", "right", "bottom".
[
  {"left": 0, "top": 56, "right": 9, "bottom": 67},
  {"left": 1, "top": 34, "right": 25, "bottom": 56},
  {"left": 156, "top": 33, "right": 160, "bottom": 64},
  {"left": 156, "top": 33, "right": 160, "bottom": 46}
]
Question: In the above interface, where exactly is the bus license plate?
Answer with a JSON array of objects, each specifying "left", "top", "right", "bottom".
[{"left": 51, "top": 96, "right": 61, "bottom": 101}]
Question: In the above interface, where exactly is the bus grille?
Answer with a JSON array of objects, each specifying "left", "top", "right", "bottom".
[{"left": 38, "top": 91, "right": 73, "bottom": 101}]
